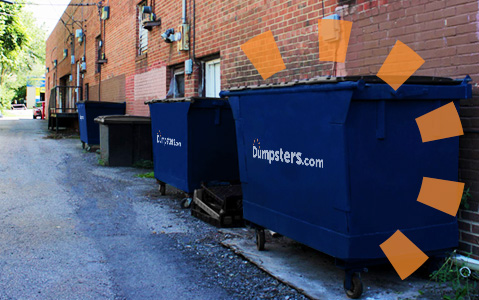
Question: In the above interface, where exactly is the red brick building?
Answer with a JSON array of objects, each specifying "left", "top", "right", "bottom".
[{"left": 46, "top": 0, "right": 479, "bottom": 256}]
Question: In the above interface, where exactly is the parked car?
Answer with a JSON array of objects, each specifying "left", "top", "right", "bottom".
[
  {"left": 33, "top": 107, "right": 42, "bottom": 119},
  {"left": 11, "top": 104, "right": 26, "bottom": 110}
]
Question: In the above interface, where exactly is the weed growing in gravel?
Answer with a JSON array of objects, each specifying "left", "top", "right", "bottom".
[
  {"left": 97, "top": 157, "right": 106, "bottom": 166},
  {"left": 135, "top": 171, "right": 155, "bottom": 178},
  {"left": 428, "top": 250, "right": 479, "bottom": 300}
]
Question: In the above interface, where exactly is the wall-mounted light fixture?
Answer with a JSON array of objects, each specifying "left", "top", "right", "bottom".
[
  {"left": 53, "top": 60, "right": 58, "bottom": 67},
  {"left": 161, "top": 28, "right": 176, "bottom": 43},
  {"left": 63, "top": 49, "right": 68, "bottom": 58}
]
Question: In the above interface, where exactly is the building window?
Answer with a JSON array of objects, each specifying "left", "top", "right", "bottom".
[
  {"left": 167, "top": 67, "right": 185, "bottom": 98},
  {"left": 205, "top": 59, "right": 221, "bottom": 98},
  {"left": 95, "top": 35, "right": 101, "bottom": 73},
  {"left": 138, "top": 1, "right": 148, "bottom": 55}
]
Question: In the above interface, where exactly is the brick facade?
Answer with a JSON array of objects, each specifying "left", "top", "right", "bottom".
[{"left": 46, "top": 0, "right": 479, "bottom": 257}]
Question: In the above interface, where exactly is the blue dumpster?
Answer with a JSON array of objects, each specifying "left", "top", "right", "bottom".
[
  {"left": 147, "top": 97, "right": 239, "bottom": 194},
  {"left": 222, "top": 76, "right": 472, "bottom": 298},
  {"left": 76, "top": 101, "right": 126, "bottom": 147}
]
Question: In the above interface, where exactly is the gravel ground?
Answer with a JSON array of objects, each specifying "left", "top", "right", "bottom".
[{"left": 0, "top": 118, "right": 309, "bottom": 299}]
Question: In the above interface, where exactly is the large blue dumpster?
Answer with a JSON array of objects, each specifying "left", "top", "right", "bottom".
[
  {"left": 222, "top": 76, "right": 472, "bottom": 297},
  {"left": 147, "top": 97, "right": 239, "bottom": 194},
  {"left": 76, "top": 101, "right": 126, "bottom": 147}
]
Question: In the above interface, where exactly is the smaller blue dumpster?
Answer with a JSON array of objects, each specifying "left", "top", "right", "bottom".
[
  {"left": 146, "top": 97, "right": 239, "bottom": 194},
  {"left": 76, "top": 101, "right": 126, "bottom": 148}
]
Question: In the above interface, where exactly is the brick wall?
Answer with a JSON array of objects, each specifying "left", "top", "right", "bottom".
[{"left": 46, "top": 0, "right": 479, "bottom": 257}]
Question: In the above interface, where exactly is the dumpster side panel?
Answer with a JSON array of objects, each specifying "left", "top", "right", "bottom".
[
  {"left": 149, "top": 102, "right": 190, "bottom": 192},
  {"left": 231, "top": 89, "right": 356, "bottom": 259},
  {"left": 77, "top": 103, "right": 88, "bottom": 144},
  {"left": 346, "top": 99, "right": 459, "bottom": 260},
  {"left": 99, "top": 124, "right": 110, "bottom": 164},
  {"left": 188, "top": 102, "right": 240, "bottom": 192},
  {"left": 228, "top": 96, "right": 249, "bottom": 185}
]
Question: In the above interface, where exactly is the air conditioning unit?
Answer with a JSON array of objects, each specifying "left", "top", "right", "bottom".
[
  {"left": 141, "top": 6, "right": 161, "bottom": 31},
  {"left": 177, "top": 24, "right": 190, "bottom": 51}
]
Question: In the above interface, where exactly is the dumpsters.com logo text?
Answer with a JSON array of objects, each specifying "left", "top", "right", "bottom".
[
  {"left": 252, "top": 139, "right": 323, "bottom": 168},
  {"left": 156, "top": 130, "right": 182, "bottom": 147}
]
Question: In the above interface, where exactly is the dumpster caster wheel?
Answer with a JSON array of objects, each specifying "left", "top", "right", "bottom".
[
  {"left": 180, "top": 198, "right": 192, "bottom": 209},
  {"left": 159, "top": 184, "right": 166, "bottom": 196},
  {"left": 255, "top": 228, "right": 265, "bottom": 251},
  {"left": 344, "top": 274, "right": 363, "bottom": 299}
]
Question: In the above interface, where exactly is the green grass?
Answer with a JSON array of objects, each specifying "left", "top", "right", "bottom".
[
  {"left": 98, "top": 157, "right": 106, "bottom": 166},
  {"left": 135, "top": 171, "right": 155, "bottom": 178}
]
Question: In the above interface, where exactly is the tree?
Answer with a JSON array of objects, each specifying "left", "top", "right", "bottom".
[{"left": 0, "top": 1, "right": 45, "bottom": 110}]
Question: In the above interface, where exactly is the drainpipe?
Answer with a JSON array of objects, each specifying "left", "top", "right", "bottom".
[
  {"left": 453, "top": 254, "right": 479, "bottom": 272},
  {"left": 182, "top": 0, "right": 186, "bottom": 23}
]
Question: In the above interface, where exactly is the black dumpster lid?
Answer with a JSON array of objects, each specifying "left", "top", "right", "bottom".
[
  {"left": 225, "top": 76, "right": 466, "bottom": 92},
  {"left": 94, "top": 115, "right": 151, "bottom": 125},
  {"left": 145, "top": 97, "right": 226, "bottom": 105}
]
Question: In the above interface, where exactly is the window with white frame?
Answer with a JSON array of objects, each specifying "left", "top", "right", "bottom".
[
  {"left": 138, "top": 1, "right": 148, "bottom": 55},
  {"left": 205, "top": 59, "right": 221, "bottom": 98}
]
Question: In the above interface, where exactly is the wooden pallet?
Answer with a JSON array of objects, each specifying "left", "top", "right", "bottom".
[{"left": 191, "top": 186, "right": 244, "bottom": 228}]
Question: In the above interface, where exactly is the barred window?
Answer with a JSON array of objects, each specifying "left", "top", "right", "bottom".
[{"left": 138, "top": 1, "right": 148, "bottom": 55}]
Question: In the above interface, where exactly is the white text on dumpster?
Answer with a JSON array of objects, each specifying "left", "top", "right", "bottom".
[
  {"left": 157, "top": 133, "right": 182, "bottom": 147},
  {"left": 252, "top": 145, "right": 323, "bottom": 168}
]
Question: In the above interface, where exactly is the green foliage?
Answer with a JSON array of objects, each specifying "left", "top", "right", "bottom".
[
  {"left": 135, "top": 171, "right": 155, "bottom": 179},
  {"left": 13, "top": 85, "right": 26, "bottom": 101},
  {"left": 461, "top": 188, "right": 472, "bottom": 210},
  {"left": 429, "top": 251, "right": 478, "bottom": 300},
  {"left": 97, "top": 157, "right": 106, "bottom": 166},
  {"left": 0, "top": 2, "right": 28, "bottom": 67},
  {"left": 0, "top": 2, "right": 46, "bottom": 109}
]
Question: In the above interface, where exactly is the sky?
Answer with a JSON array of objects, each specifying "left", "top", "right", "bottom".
[{"left": 24, "top": 0, "right": 71, "bottom": 36}]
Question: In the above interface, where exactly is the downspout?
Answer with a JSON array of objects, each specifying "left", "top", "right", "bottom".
[
  {"left": 182, "top": 0, "right": 186, "bottom": 24},
  {"left": 98, "top": 1, "right": 103, "bottom": 102},
  {"left": 453, "top": 253, "right": 479, "bottom": 272}
]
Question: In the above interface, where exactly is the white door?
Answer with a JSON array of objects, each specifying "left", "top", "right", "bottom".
[{"left": 205, "top": 59, "right": 221, "bottom": 98}]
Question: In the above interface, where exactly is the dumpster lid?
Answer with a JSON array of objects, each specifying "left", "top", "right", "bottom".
[
  {"left": 145, "top": 97, "right": 226, "bottom": 105},
  {"left": 224, "top": 76, "right": 465, "bottom": 92},
  {"left": 94, "top": 115, "right": 151, "bottom": 125}
]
